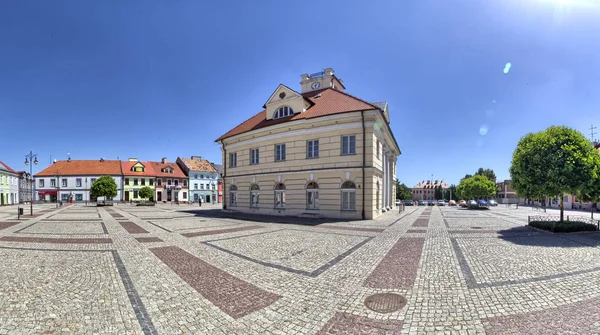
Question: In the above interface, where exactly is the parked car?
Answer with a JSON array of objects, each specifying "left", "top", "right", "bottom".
[
  {"left": 437, "top": 200, "right": 446, "bottom": 206},
  {"left": 459, "top": 200, "right": 467, "bottom": 207},
  {"left": 477, "top": 199, "right": 489, "bottom": 208},
  {"left": 487, "top": 199, "right": 498, "bottom": 206},
  {"left": 404, "top": 200, "right": 414, "bottom": 206},
  {"left": 468, "top": 200, "right": 478, "bottom": 208},
  {"left": 448, "top": 200, "right": 456, "bottom": 206},
  {"left": 418, "top": 200, "right": 426, "bottom": 206},
  {"left": 427, "top": 200, "right": 435, "bottom": 206},
  {"left": 395, "top": 199, "right": 401, "bottom": 206}
]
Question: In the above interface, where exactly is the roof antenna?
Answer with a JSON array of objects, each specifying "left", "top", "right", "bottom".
[{"left": 590, "top": 124, "right": 597, "bottom": 143}]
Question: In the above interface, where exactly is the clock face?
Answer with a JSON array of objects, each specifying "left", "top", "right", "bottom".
[{"left": 311, "top": 82, "right": 321, "bottom": 89}]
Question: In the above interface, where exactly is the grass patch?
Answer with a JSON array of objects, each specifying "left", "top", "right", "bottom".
[{"left": 529, "top": 220, "right": 598, "bottom": 233}]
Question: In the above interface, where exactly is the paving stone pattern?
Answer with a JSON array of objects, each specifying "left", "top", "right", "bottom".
[{"left": 0, "top": 203, "right": 599, "bottom": 334}]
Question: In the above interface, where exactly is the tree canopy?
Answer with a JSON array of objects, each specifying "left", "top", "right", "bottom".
[
  {"left": 138, "top": 186, "right": 154, "bottom": 200},
  {"left": 510, "top": 126, "right": 600, "bottom": 222},
  {"left": 456, "top": 175, "right": 496, "bottom": 200},
  {"left": 475, "top": 168, "right": 497, "bottom": 184},
  {"left": 90, "top": 176, "right": 118, "bottom": 200},
  {"left": 395, "top": 179, "right": 412, "bottom": 200}
]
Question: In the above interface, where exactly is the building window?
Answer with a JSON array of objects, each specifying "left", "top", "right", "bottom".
[
  {"left": 50, "top": 179, "right": 56, "bottom": 187},
  {"left": 76, "top": 178, "right": 82, "bottom": 187},
  {"left": 376, "top": 141, "right": 380, "bottom": 159},
  {"left": 134, "top": 191, "right": 138, "bottom": 198},
  {"left": 212, "top": 184, "right": 216, "bottom": 190},
  {"left": 274, "top": 106, "right": 293, "bottom": 119},
  {"left": 125, "top": 178, "right": 129, "bottom": 185},
  {"left": 250, "top": 184, "right": 260, "bottom": 207},
  {"left": 201, "top": 175, "right": 204, "bottom": 179},
  {"left": 274, "top": 183, "right": 286, "bottom": 209},
  {"left": 341, "top": 181, "right": 357, "bottom": 211},
  {"left": 134, "top": 178, "right": 139, "bottom": 186},
  {"left": 90, "top": 178, "right": 96, "bottom": 184},
  {"left": 75, "top": 194, "right": 83, "bottom": 201},
  {"left": 376, "top": 181, "right": 380, "bottom": 210},
  {"left": 342, "top": 135, "right": 356, "bottom": 155},
  {"left": 174, "top": 179, "right": 179, "bottom": 186},
  {"left": 194, "top": 183, "right": 198, "bottom": 190},
  {"left": 183, "top": 180, "right": 188, "bottom": 187},
  {"left": 275, "top": 144, "right": 286, "bottom": 161},
  {"left": 39, "top": 179, "right": 44, "bottom": 187},
  {"left": 157, "top": 179, "right": 162, "bottom": 186},
  {"left": 183, "top": 192, "right": 187, "bottom": 199},
  {"left": 194, "top": 174, "right": 198, "bottom": 179},
  {"left": 200, "top": 184, "right": 204, "bottom": 190},
  {"left": 167, "top": 179, "right": 172, "bottom": 186},
  {"left": 229, "top": 153, "right": 237, "bottom": 168},
  {"left": 149, "top": 179, "right": 154, "bottom": 186},
  {"left": 230, "top": 185, "right": 238, "bottom": 206},
  {"left": 61, "top": 194, "right": 69, "bottom": 201},
  {"left": 141, "top": 179, "right": 146, "bottom": 186},
  {"left": 250, "top": 148, "right": 260, "bottom": 165},
  {"left": 62, "top": 179, "right": 67, "bottom": 187},
  {"left": 307, "top": 140, "right": 319, "bottom": 158},
  {"left": 307, "top": 181, "right": 319, "bottom": 209}
]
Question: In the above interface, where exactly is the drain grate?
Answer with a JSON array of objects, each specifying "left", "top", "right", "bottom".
[{"left": 364, "top": 293, "right": 406, "bottom": 313}]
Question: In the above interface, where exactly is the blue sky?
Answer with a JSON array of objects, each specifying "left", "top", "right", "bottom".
[{"left": 1, "top": 0, "right": 599, "bottom": 187}]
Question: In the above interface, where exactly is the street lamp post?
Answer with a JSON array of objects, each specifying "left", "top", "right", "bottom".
[{"left": 24, "top": 151, "right": 38, "bottom": 216}]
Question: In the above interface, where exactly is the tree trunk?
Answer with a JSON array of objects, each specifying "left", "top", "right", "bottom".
[{"left": 560, "top": 195, "right": 564, "bottom": 223}]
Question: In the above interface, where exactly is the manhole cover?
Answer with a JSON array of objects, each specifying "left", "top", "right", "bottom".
[{"left": 364, "top": 293, "right": 406, "bottom": 313}]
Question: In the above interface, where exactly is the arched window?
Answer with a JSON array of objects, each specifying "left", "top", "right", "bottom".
[
  {"left": 274, "top": 106, "right": 294, "bottom": 119},
  {"left": 229, "top": 185, "right": 238, "bottom": 206},
  {"left": 250, "top": 184, "right": 260, "bottom": 207},
  {"left": 306, "top": 182, "right": 319, "bottom": 209},
  {"left": 274, "top": 183, "right": 286, "bottom": 209},
  {"left": 341, "top": 181, "right": 356, "bottom": 211}
]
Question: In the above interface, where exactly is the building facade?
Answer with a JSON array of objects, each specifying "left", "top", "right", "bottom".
[
  {"left": 411, "top": 180, "right": 450, "bottom": 201},
  {"left": 121, "top": 159, "right": 156, "bottom": 202},
  {"left": 34, "top": 159, "right": 124, "bottom": 202},
  {"left": 151, "top": 158, "right": 189, "bottom": 203},
  {"left": 0, "top": 161, "right": 19, "bottom": 205},
  {"left": 176, "top": 156, "right": 219, "bottom": 203},
  {"left": 216, "top": 68, "right": 401, "bottom": 220},
  {"left": 17, "top": 171, "right": 33, "bottom": 204}
]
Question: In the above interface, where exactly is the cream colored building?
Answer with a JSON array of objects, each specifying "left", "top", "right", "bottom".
[
  {"left": 215, "top": 68, "right": 401, "bottom": 220},
  {"left": 412, "top": 180, "right": 450, "bottom": 201}
]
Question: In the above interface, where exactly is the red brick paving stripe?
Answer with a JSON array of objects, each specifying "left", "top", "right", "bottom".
[
  {"left": 0, "top": 236, "right": 112, "bottom": 244},
  {"left": 364, "top": 238, "right": 425, "bottom": 289},
  {"left": 135, "top": 237, "right": 163, "bottom": 243},
  {"left": 317, "top": 312, "right": 403, "bottom": 334},
  {"left": 412, "top": 218, "right": 429, "bottom": 227},
  {"left": 484, "top": 296, "right": 600, "bottom": 334},
  {"left": 42, "top": 219, "right": 102, "bottom": 222},
  {"left": 181, "top": 225, "right": 263, "bottom": 238},
  {"left": 406, "top": 229, "right": 427, "bottom": 234},
  {"left": 150, "top": 246, "right": 280, "bottom": 319},
  {"left": 120, "top": 222, "right": 149, "bottom": 234},
  {"left": 0, "top": 222, "right": 19, "bottom": 230},
  {"left": 315, "top": 225, "right": 385, "bottom": 233}
]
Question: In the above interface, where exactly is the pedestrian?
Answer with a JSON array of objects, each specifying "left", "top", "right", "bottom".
[{"left": 199, "top": 197, "right": 202, "bottom": 207}]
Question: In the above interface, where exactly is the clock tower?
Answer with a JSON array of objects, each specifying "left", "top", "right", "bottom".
[{"left": 299, "top": 68, "right": 345, "bottom": 94}]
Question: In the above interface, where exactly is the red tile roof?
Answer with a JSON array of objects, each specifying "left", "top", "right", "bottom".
[
  {"left": 178, "top": 157, "right": 218, "bottom": 173},
  {"left": 216, "top": 88, "right": 381, "bottom": 141},
  {"left": 121, "top": 161, "right": 156, "bottom": 177},
  {"left": 148, "top": 161, "right": 187, "bottom": 178},
  {"left": 35, "top": 160, "right": 122, "bottom": 177},
  {"left": 0, "top": 161, "right": 16, "bottom": 173}
]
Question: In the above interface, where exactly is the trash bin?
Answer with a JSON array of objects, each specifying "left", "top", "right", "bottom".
[
  {"left": 18, "top": 208, "right": 23, "bottom": 215},
  {"left": 59, "top": 201, "right": 63, "bottom": 206}
]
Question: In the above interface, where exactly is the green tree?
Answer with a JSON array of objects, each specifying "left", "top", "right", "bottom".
[
  {"left": 90, "top": 176, "right": 117, "bottom": 202},
  {"left": 138, "top": 186, "right": 154, "bottom": 201},
  {"left": 510, "top": 126, "right": 599, "bottom": 222},
  {"left": 434, "top": 185, "right": 443, "bottom": 200},
  {"left": 456, "top": 175, "right": 496, "bottom": 200},
  {"left": 395, "top": 179, "right": 413, "bottom": 200},
  {"left": 577, "top": 151, "right": 600, "bottom": 219},
  {"left": 475, "top": 168, "right": 497, "bottom": 184}
]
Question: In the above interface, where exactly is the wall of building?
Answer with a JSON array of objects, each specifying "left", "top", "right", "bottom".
[
  {"left": 36, "top": 175, "right": 123, "bottom": 202},
  {"left": 0, "top": 172, "right": 19, "bottom": 205},
  {"left": 123, "top": 176, "right": 155, "bottom": 201},
  {"left": 188, "top": 172, "right": 219, "bottom": 203}
]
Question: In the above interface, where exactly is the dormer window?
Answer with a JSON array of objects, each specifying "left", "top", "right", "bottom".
[{"left": 274, "top": 106, "right": 293, "bottom": 119}]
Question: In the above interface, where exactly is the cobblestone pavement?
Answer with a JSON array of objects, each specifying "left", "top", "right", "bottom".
[{"left": 0, "top": 202, "right": 599, "bottom": 334}]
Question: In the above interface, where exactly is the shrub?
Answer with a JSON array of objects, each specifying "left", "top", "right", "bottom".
[{"left": 529, "top": 220, "right": 598, "bottom": 233}]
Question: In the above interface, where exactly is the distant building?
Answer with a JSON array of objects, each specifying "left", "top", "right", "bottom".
[
  {"left": 121, "top": 159, "right": 156, "bottom": 202},
  {"left": 177, "top": 156, "right": 219, "bottom": 204},
  {"left": 150, "top": 158, "right": 189, "bottom": 203},
  {"left": 34, "top": 159, "right": 124, "bottom": 202},
  {"left": 412, "top": 180, "right": 450, "bottom": 200},
  {"left": 17, "top": 171, "right": 33, "bottom": 204},
  {"left": 0, "top": 161, "right": 19, "bottom": 205}
]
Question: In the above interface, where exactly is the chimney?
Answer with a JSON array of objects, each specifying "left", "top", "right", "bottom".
[{"left": 161, "top": 157, "right": 167, "bottom": 164}]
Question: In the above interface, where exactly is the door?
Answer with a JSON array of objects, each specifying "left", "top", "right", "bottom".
[
  {"left": 194, "top": 194, "right": 198, "bottom": 202},
  {"left": 157, "top": 191, "right": 162, "bottom": 201},
  {"left": 167, "top": 190, "right": 172, "bottom": 201},
  {"left": 206, "top": 195, "right": 211, "bottom": 203},
  {"left": 125, "top": 191, "right": 129, "bottom": 202}
]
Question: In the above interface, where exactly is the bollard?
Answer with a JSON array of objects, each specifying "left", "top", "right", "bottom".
[{"left": 17, "top": 207, "right": 20, "bottom": 220}]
